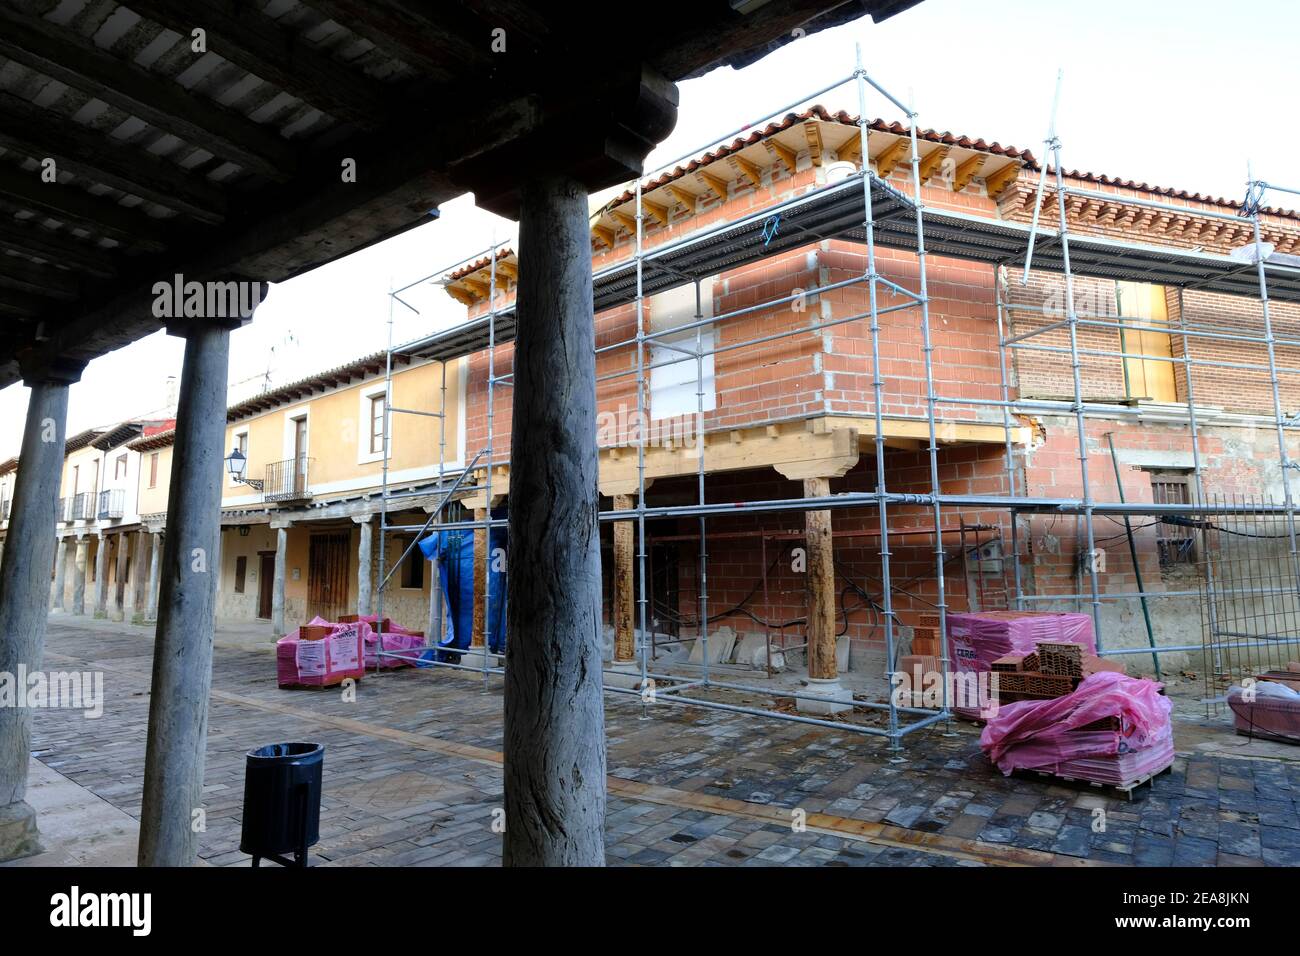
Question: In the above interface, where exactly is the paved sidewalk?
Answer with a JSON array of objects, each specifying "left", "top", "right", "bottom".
[{"left": 10, "top": 615, "right": 1300, "bottom": 866}]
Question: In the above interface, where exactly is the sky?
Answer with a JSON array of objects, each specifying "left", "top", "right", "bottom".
[{"left": 2, "top": 0, "right": 1296, "bottom": 458}]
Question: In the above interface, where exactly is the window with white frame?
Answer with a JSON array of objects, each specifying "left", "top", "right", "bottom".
[
  {"left": 649, "top": 278, "right": 716, "bottom": 421},
  {"left": 369, "top": 393, "right": 385, "bottom": 455}
]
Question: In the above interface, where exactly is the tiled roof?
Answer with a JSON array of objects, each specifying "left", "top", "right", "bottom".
[
  {"left": 1054, "top": 168, "right": 1298, "bottom": 221},
  {"left": 603, "top": 105, "right": 1036, "bottom": 208}
]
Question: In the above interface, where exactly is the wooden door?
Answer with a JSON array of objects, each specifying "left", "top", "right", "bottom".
[
  {"left": 307, "top": 531, "right": 351, "bottom": 622},
  {"left": 257, "top": 551, "right": 275, "bottom": 620}
]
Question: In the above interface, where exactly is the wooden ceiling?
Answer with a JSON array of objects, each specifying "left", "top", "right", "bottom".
[{"left": 0, "top": 0, "right": 919, "bottom": 388}]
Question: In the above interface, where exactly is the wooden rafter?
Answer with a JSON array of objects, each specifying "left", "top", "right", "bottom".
[
  {"left": 0, "top": 5, "right": 297, "bottom": 181},
  {"left": 983, "top": 162, "right": 1022, "bottom": 199},
  {"left": 0, "top": 90, "right": 227, "bottom": 224},
  {"left": 950, "top": 155, "right": 985, "bottom": 193},
  {"left": 697, "top": 170, "right": 731, "bottom": 200},
  {"left": 763, "top": 136, "right": 798, "bottom": 173},
  {"left": 666, "top": 183, "right": 698, "bottom": 211},
  {"left": 592, "top": 224, "right": 617, "bottom": 249},
  {"left": 837, "top": 131, "right": 864, "bottom": 165},
  {"left": 610, "top": 208, "right": 638, "bottom": 235},
  {"left": 917, "top": 145, "right": 950, "bottom": 185},
  {"left": 871, "top": 137, "right": 910, "bottom": 177},
  {"left": 641, "top": 198, "right": 670, "bottom": 225},
  {"left": 729, "top": 154, "right": 764, "bottom": 188}
]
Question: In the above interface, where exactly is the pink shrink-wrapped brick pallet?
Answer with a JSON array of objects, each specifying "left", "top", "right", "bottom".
[
  {"left": 980, "top": 672, "right": 1174, "bottom": 788},
  {"left": 944, "top": 610, "right": 1096, "bottom": 718},
  {"left": 276, "top": 620, "right": 366, "bottom": 689}
]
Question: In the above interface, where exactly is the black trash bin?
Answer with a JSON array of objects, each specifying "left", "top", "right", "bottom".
[{"left": 240, "top": 742, "right": 324, "bottom": 868}]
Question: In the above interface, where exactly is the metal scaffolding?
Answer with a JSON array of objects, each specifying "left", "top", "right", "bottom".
[{"left": 368, "top": 49, "right": 1300, "bottom": 750}]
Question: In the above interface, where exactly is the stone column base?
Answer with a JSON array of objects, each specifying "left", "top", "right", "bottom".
[
  {"left": 795, "top": 676, "right": 854, "bottom": 716},
  {"left": 0, "top": 801, "right": 42, "bottom": 862}
]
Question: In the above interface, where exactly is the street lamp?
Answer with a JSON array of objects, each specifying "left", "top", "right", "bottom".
[{"left": 225, "top": 447, "right": 263, "bottom": 491}]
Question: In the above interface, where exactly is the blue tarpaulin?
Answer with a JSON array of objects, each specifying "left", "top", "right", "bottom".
[{"left": 418, "top": 511, "right": 507, "bottom": 660}]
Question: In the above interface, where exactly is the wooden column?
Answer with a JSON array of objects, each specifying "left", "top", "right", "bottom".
[
  {"left": 471, "top": 507, "right": 487, "bottom": 648},
  {"left": 613, "top": 494, "right": 635, "bottom": 663},
  {"left": 803, "top": 477, "right": 837, "bottom": 681},
  {"left": 113, "top": 531, "right": 129, "bottom": 617},
  {"left": 503, "top": 174, "right": 606, "bottom": 867}
]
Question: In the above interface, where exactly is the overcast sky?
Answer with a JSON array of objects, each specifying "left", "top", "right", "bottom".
[{"left": 2, "top": 0, "right": 1295, "bottom": 459}]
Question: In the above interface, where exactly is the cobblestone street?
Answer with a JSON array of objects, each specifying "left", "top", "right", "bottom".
[{"left": 11, "top": 617, "right": 1300, "bottom": 867}]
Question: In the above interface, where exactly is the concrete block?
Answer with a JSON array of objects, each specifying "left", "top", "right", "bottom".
[{"left": 688, "top": 626, "right": 736, "bottom": 665}]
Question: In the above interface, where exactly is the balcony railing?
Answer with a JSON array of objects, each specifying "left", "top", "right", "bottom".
[
  {"left": 98, "top": 489, "right": 126, "bottom": 520},
  {"left": 70, "top": 492, "right": 94, "bottom": 521},
  {"left": 263, "top": 457, "right": 313, "bottom": 503}
]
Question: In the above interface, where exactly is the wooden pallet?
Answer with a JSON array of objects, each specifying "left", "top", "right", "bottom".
[{"left": 1010, "top": 761, "right": 1173, "bottom": 801}]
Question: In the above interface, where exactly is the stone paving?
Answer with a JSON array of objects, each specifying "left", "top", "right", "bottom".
[{"left": 17, "top": 616, "right": 1300, "bottom": 866}]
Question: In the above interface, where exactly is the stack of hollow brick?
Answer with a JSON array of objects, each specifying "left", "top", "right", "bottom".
[{"left": 990, "top": 641, "right": 1123, "bottom": 705}]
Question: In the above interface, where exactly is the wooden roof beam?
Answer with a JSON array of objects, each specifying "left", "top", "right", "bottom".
[
  {"left": 950, "top": 155, "right": 985, "bottom": 193},
  {"left": 0, "top": 91, "right": 227, "bottom": 224},
  {"left": 917, "top": 146, "right": 950, "bottom": 185},
  {"left": 0, "top": 255, "right": 80, "bottom": 300},
  {"left": 125, "top": 0, "right": 388, "bottom": 126},
  {"left": 666, "top": 184, "right": 698, "bottom": 211},
  {"left": 696, "top": 169, "right": 730, "bottom": 201},
  {"left": 763, "top": 136, "right": 798, "bottom": 173},
  {"left": 592, "top": 224, "right": 617, "bottom": 249},
  {"left": 729, "top": 154, "right": 764, "bottom": 188},
  {"left": 0, "top": 164, "right": 170, "bottom": 251},
  {"left": 871, "top": 137, "right": 910, "bottom": 177},
  {"left": 0, "top": 219, "right": 117, "bottom": 278},
  {"left": 0, "top": 5, "right": 297, "bottom": 181},
  {"left": 610, "top": 209, "right": 638, "bottom": 235},
  {"left": 641, "top": 198, "right": 670, "bottom": 225},
  {"left": 983, "top": 162, "right": 1022, "bottom": 199}
]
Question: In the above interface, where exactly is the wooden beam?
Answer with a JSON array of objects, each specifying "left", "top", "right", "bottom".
[
  {"left": 472, "top": 507, "right": 487, "bottom": 648},
  {"left": 0, "top": 164, "right": 170, "bottom": 251},
  {"left": 641, "top": 198, "right": 670, "bottom": 225},
  {"left": 0, "top": 5, "right": 297, "bottom": 181},
  {"left": 763, "top": 136, "right": 798, "bottom": 173},
  {"left": 0, "top": 219, "right": 117, "bottom": 278},
  {"left": 729, "top": 154, "right": 764, "bottom": 188},
  {"left": 950, "top": 155, "right": 985, "bottom": 193},
  {"left": 666, "top": 183, "right": 698, "bottom": 211},
  {"left": 495, "top": 261, "right": 518, "bottom": 279},
  {"left": 837, "top": 130, "right": 864, "bottom": 165},
  {"left": 872, "top": 137, "right": 910, "bottom": 177},
  {"left": 613, "top": 493, "right": 635, "bottom": 664},
  {"left": 803, "top": 476, "right": 837, "bottom": 681},
  {"left": 917, "top": 146, "right": 951, "bottom": 185},
  {"left": 0, "top": 255, "right": 80, "bottom": 300},
  {"left": 0, "top": 91, "right": 227, "bottom": 224},
  {"left": 610, "top": 208, "right": 638, "bottom": 235},
  {"left": 592, "top": 224, "right": 617, "bottom": 249},
  {"left": 983, "top": 162, "right": 1022, "bottom": 199},
  {"left": 803, "top": 121, "right": 823, "bottom": 167},
  {"left": 697, "top": 169, "right": 731, "bottom": 201},
  {"left": 125, "top": 0, "right": 388, "bottom": 126},
  {"left": 304, "top": 0, "right": 498, "bottom": 84}
]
